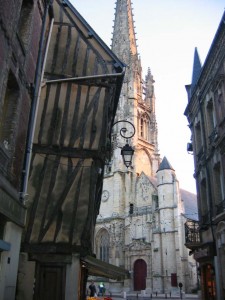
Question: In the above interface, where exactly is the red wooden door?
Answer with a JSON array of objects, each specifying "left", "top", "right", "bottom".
[{"left": 133, "top": 259, "right": 147, "bottom": 291}]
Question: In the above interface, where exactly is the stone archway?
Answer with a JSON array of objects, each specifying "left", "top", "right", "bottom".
[{"left": 133, "top": 259, "right": 147, "bottom": 291}]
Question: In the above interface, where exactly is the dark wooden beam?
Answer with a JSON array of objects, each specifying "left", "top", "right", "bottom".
[{"left": 32, "top": 144, "right": 107, "bottom": 161}]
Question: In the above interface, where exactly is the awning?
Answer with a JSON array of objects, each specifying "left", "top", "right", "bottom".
[
  {"left": 0, "top": 239, "right": 10, "bottom": 251},
  {"left": 81, "top": 256, "right": 130, "bottom": 280}
]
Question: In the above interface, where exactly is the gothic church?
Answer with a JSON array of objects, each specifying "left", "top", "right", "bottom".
[{"left": 94, "top": 0, "right": 198, "bottom": 294}]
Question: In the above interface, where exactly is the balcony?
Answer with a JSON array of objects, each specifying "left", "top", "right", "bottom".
[{"left": 184, "top": 219, "right": 201, "bottom": 250}]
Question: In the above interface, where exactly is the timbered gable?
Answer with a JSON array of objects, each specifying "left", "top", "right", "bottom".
[
  {"left": 45, "top": 0, "right": 121, "bottom": 78},
  {"left": 26, "top": 156, "right": 99, "bottom": 248},
  {"left": 34, "top": 82, "right": 113, "bottom": 151},
  {"left": 23, "top": 0, "right": 125, "bottom": 256}
]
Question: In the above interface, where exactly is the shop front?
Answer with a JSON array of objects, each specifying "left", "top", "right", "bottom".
[{"left": 194, "top": 243, "right": 216, "bottom": 300}]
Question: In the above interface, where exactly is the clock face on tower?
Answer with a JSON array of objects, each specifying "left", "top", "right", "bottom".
[{"left": 102, "top": 190, "right": 109, "bottom": 202}]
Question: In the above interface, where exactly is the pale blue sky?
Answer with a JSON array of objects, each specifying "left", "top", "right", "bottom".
[{"left": 72, "top": 0, "right": 225, "bottom": 193}]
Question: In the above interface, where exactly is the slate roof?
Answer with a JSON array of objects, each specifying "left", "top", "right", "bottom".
[
  {"left": 157, "top": 156, "right": 175, "bottom": 172},
  {"left": 191, "top": 47, "right": 202, "bottom": 92},
  {"left": 180, "top": 189, "right": 198, "bottom": 221}
]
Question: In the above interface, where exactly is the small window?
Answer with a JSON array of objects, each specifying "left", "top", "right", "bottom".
[
  {"left": 206, "top": 99, "right": 215, "bottom": 137},
  {"left": 152, "top": 195, "right": 159, "bottom": 209},
  {"left": 200, "top": 178, "right": 209, "bottom": 224},
  {"left": 194, "top": 122, "right": 202, "bottom": 155},
  {"left": 213, "top": 162, "right": 223, "bottom": 210},
  {"left": 129, "top": 203, "right": 134, "bottom": 214},
  {"left": 139, "top": 114, "right": 151, "bottom": 141},
  {"left": 140, "top": 118, "right": 144, "bottom": 137}
]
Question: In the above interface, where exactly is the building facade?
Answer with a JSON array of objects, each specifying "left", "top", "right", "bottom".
[
  {"left": 184, "top": 12, "right": 225, "bottom": 300},
  {"left": 15, "top": 0, "right": 128, "bottom": 299},
  {"left": 93, "top": 0, "right": 198, "bottom": 295},
  {"left": 0, "top": 1, "right": 52, "bottom": 299},
  {"left": 1, "top": 0, "right": 130, "bottom": 299}
]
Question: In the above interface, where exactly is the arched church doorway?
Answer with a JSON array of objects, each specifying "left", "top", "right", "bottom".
[{"left": 133, "top": 259, "right": 147, "bottom": 291}]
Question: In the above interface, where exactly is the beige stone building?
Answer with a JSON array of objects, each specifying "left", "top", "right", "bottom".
[{"left": 93, "top": 0, "right": 198, "bottom": 295}]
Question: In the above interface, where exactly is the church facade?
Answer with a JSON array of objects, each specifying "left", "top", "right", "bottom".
[{"left": 93, "top": 0, "right": 198, "bottom": 295}]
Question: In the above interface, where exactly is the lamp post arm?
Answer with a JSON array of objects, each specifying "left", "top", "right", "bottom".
[{"left": 112, "top": 120, "right": 136, "bottom": 139}]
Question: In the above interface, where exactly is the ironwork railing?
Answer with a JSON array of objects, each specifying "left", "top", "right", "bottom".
[{"left": 184, "top": 219, "right": 201, "bottom": 249}]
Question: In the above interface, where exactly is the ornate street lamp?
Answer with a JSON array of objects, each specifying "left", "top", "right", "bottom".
[
  {"left": 121, "top": 143, "right": 134, "bottom": 167},
  {"left": 112, "top": 120, "right": 135, "bottom": 168}
]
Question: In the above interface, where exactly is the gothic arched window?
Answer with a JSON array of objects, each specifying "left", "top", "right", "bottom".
[
  {"left": 138, "top": 113, "right": 150, "bottom": 141},
  {"left": 96, "top": 229, "right": 110, "bottom": 263},
  {"left": 140, "top": 118, "right": 144, "bottom": 138}
]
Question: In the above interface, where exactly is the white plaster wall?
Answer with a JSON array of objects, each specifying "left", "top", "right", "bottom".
[
  {"left": 0, "top": 222, "right": 22, "bottom": 300},
  {"left": 16, "top": 253, "right": 35, "bottom": 300},
  {"left": 65, "top": 254, "right": 80, "bottom": 300}
]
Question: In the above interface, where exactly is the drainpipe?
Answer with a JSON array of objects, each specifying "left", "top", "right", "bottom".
[{"left": 20, "top": 0, "right": 54, "bottom": 202}]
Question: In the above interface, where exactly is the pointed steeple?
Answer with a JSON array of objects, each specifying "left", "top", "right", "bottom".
[
  {"left": 111, "top": 0, "right": 142, "bottom": 121},
  {"left": 110, "top": 0, "right": 160, "bottom": 176},
  {"left": 185, "top": 47, "right": 202, "bottom": 101},
  {"left": 191, "top": 47, "right": 202, "bottom": 88},
  {"left": 157, "top": 157, "right": 175, "bottom": 172},
  {"left": 111, "top": 0, "right": 138, "bottom": 65}
]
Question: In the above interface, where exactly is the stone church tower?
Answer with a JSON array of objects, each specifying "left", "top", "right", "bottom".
[
  {"left": 110, "top": 0, "right": 160, "bottom": 176},
  {"left": 94, "top": 0, "right": 198, "bottom": 295}
]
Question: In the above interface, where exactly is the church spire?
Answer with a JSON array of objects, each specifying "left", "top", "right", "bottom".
[
  {"left": 191, "top": 47, "right": 202, "bottom": 89},
  {"left": 111, "top": 0, "right": 138, "bottom": 64},
  {"left": 110, "top": 0, "right": 160, "bottom": 175},
  {"left": 185, "top": 47, "right": 202, "bottom": 101}
]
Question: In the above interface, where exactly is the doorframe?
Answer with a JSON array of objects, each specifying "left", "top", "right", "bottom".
[
  {"left": 133, "top": 259, "right": 147, "bottom": 291},
  {"left": 34, "top": 262, "right": 66, "bottom": 300}
]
